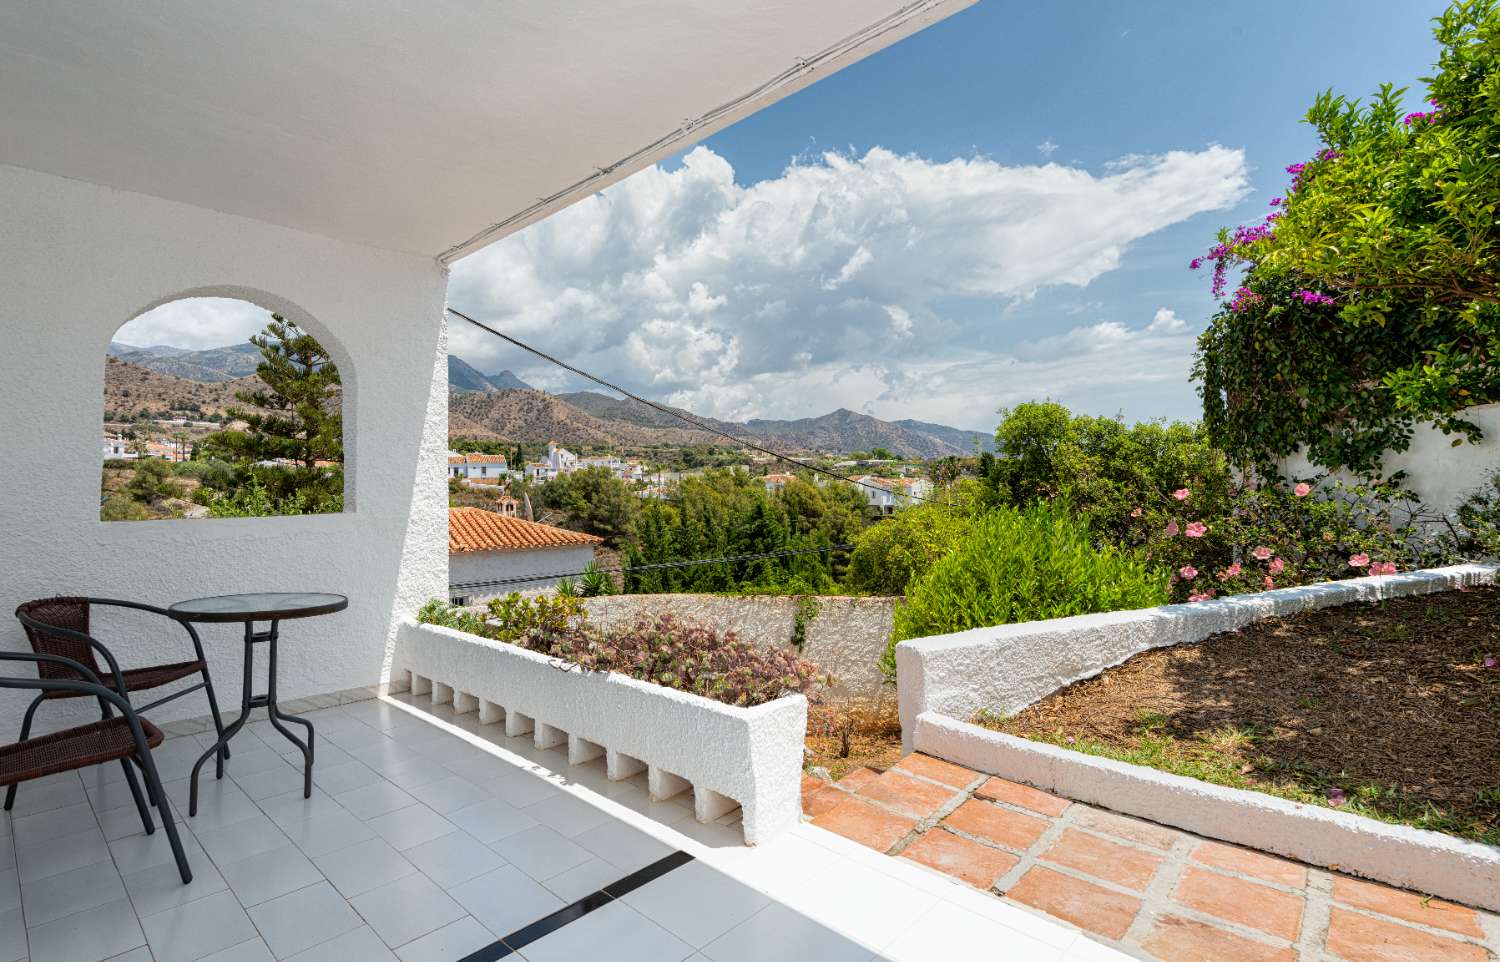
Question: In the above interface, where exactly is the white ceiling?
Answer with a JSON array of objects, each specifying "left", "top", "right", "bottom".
[{"left": 0, "top": 1, "right": 973, "bottom": 261}]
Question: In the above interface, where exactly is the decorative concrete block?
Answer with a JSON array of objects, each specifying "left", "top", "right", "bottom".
[
  {"left": 410, "top": 673, "right": 431, "bottom": 696},
  {"left": 649, "top": 767, "right": 690, "bottom": 802},
  {"left": 394, "top": 619, "right": 806, "bottom": 844},
  {"left": 694, "top": 787, "right": 738, "bottom": 823},
  {"left": 568, "top": 736, "right": 604, "bottom": 766},
  {"left": 431, "top": 682, "right": 453, "bottom": 706},
  {"left": 453, "top": 690, "right": 478, "bottom": 714},
  {"left": 478, "top": 700, "right": 504, "bottom": 725},
  {"left": 606, "top": 750, "right": 645, "bottom": 782},
  {"left": 534, "top": 722, "right": 567, "bottom": 750}
]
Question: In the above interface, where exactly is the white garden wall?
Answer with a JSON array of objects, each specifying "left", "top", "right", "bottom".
[
  {"left": 449, "top": 544, "right": 597, "bottom": 602},
  {"left": 1282, "top": 401, "right": 1500, "bottom": 517},
  {"left": 0, "top": 163, "right": 450, "bottom": 737},
  {"left": 896, "top": 562, "right": 1499, "bottom": 751},
  {"left": 393, "top": 620, "right": 807, "bottom": 843}
]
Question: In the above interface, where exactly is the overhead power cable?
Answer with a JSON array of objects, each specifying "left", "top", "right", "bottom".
[
  {"left": 448, "top": 542, "right": 854, "bottom": 594},
  {"left": 445, "top": 306, "right": 952, "bottom": 507}
]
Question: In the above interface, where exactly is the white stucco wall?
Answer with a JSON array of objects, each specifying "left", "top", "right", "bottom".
[
  {"left": 448, "top": 545, "right": 597, "bottom": 602},
  {"left": 0, "top": 163, "right": 450, "bottom": 736},
  {"left": 1282, "top": 402, "right": 1500, "bottom": 518}
]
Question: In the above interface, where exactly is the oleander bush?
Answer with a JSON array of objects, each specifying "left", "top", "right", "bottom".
[{"left": 417, "top": 599, "right": 824, "bottom": 707}]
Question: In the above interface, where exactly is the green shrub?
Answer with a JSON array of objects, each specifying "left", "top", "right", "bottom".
[
  {"left": 883, "top": 502, "right": 1170, "bottom": 677},
  {"left": 843, "top": 481, "right": 984, "bottom": 595}
]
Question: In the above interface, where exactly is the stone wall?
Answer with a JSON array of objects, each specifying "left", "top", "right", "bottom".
[{"left": 580, "top": 593, "right": 897, "bottom": 699}]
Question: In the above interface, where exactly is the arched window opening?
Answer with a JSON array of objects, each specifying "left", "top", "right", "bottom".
[{"left": 102, "top": 297, "right": 345, "bottom": 521}]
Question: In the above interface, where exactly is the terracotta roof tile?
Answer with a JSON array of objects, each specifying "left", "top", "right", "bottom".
[{"left": 448, "top": 507, "right": 602, "bottom": 553}]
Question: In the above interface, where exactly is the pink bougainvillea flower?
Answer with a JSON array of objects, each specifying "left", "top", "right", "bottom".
[
  {"left": 1269, "top": 557, "right": 1285, "bottom": 575},
  {"left": 1164, "top": 520, "right": 1180, "bottom": 537},
  {"left": 1370, "top": 561, "right": 1397, "bottom": 576},
  {"left": 1217, "top": 563, "right": 1242, "bottom": 582},
  {"left": 1251, "top": 546, "right": 1272, "bottom": 561},
  {"left": 1326, "top": 787, "right": 1348, "bottom": 807},
  {"left": 1185, "top": 521, "right": 1208, "bottom": 538},
  {"left": 1130, "top": 506, "right": 1142, "bottom": 518},
  {"left": 1294, "top": 482, "right": 1312, "bottom": 497},
  {"left": 1263, "top": 576, "right": 1275, "bottom": 589},
  {"left": 1348, "top": 553, "right": 1370, "bottom": 568},
  {"left": 1172, "top": 488, "right": 1190, "bottom": 501},
  {"left": 1179, "top": 565, "right": 1198, "bottom": 580}
]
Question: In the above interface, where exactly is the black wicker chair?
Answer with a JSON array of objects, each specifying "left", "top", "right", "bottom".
[
  {"left": 0, "top": 648, "right": 192, "bottom": 883},
  {"left": 8, "top": 597, "right": 229, "bottom": 811}
]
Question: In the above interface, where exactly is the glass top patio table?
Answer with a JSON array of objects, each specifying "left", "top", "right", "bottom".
[{"left": 167, "top": 591, "right": 348, "bottom": 623}]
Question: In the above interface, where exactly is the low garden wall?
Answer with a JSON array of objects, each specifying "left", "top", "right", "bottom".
[
  {"left": 394, "top": 619, "right": 808, "bottom": 844},
  {"left": 580, "top": 593, "right": 896, "bottom": 699},
  {"left": 895, "top": 562, "right": 1500, "bottom": 910}
]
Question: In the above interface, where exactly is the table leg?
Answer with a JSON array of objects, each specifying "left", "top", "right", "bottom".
[
  {"left": 264, "top": 620, "right": 315, "bottom": 799},
  {"left": 188, "top": 622, "right": 255, "bottom": 816}
]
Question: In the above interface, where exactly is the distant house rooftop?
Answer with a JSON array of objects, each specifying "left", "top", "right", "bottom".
[{"left": 448, "top": 506, "right": 602, "bottom": 553}]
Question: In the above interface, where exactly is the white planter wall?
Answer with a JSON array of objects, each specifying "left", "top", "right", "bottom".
[
  {"left": 895, "top": 563, "right": 1500, "bottom": 910},
  {"left": 394, "top": 620, "right": 807, "bottom": 844}
]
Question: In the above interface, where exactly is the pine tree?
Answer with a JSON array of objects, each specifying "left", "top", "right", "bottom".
[{"left": 208, "top": 316, "right": 342, "bottom": 470}]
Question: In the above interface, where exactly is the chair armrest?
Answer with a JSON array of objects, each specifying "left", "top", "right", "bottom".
[
  {"left": 12, "top": 615, "right": 132, "bottom": 699},
  {"left": 0, "top": 652, "right": 152, "bottom": 750}
]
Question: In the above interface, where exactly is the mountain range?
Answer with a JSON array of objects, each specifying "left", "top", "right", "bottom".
[{"left": 105, "top": 343, "right": 994, "bottom": 457}]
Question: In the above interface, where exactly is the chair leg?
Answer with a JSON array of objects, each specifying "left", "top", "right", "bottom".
[
  {"left": 3, "top": 694, "right": 45, "bottom": 811},
  {"left": 119, "top": 758, "right": 155, "bottom": 835},
  {"left": 136, "top": 746, "right": 191, "bottom": 884},
  {"left": 201, "top": 667, "right": 231, "bottom": 774}
]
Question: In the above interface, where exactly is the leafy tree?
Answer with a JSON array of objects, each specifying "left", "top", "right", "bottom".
[
  {"left": 125, "top": 458, "right": 184, "bottom": 504},
  {"left": 205, "top": 316, "right": 342, "bottom": 471},
  {"left": 542, "top": 467, "right": 639, "bottom": 544},
  {"left": 1199, "top": 1, "right": 1500, "bottom": 461}
]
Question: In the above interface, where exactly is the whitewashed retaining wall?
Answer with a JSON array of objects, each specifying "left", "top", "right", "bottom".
[
  {"left": 897, "top": 562, "right": 1500, "bottom": 910},
  {"left": 896, "top": 563, "right": 1499, "bottom": 751},
  {"left": 394, "top": 620, "right": 807, "bottom": 844}
]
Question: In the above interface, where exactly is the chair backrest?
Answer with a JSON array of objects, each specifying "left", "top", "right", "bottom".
[{"left": 14, "top": 597, "right": 100, "bottom": 683}]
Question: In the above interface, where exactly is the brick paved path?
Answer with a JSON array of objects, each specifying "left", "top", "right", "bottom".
[{"left": 803, "top": 755, "right": 1500, "bottom": 961}]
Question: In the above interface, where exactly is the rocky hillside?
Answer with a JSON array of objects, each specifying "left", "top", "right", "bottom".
[
  {"left": 107, "top": 341, "right": 262, "bottom": 382},
  {"left": 103, "top": 357, "right": 250, "bottom": 419},
  {"left": 449, "top": 390, "right": 725, "bottom": 447}
]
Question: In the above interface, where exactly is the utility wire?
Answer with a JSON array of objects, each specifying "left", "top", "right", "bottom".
[
  {"left": 445, "top": 306, "right": 953, "bottom": 507},
  {"left": 448, "top": 542, "right": 854, "bottom": 594}
]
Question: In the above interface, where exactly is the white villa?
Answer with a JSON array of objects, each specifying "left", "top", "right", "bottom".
[
  {"left": 850, "top": 474, "right": 935, "bottom": 514},
  {"left": 447, "top": 506, "right": 601, "bottom": 605},
  {"left": 448, "top": 452, "right": 509, "bottom": 481}
]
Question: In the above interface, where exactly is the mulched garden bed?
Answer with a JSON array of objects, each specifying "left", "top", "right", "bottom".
[{"left": 978, "top": 585, "right": 1500, "bottom": 844}]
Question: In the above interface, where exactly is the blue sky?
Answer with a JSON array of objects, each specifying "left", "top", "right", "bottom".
[{"left": 448, "top": 3, "right": 1444, "bottom": 430}]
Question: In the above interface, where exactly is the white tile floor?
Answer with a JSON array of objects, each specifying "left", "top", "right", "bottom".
[{"left": 0, "top": 692, "right": 1129, "bottom": 961}]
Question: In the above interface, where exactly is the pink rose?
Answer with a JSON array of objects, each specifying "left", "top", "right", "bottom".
[
  {"left": 1130, "top": 506, "right": 1142, "bottom": 518},
  {"left": 1179, "top": 565, "right": 1198, "bottom": 580},
  {"left": 1172, "top": 488, "right": 1190, "bottom": 501},
  {"left": 1348, "top": 553, "right": 1370, "bottom": 568},
  {"left": 1251, "top": 546, "right": 1272, "bottom": 561},
  {"left": 1269, "top": 557, "right": 1285, "bottom": 575},
  {"left": 1185, "top": 521, "right": 1208, "bottom": 538},
  {"left": 1263, "top": 576, "right": 1275, "bottom": 589},
  {"left": 1294, "top": 482, "right": 1312, "bottom": 497},
  {"left": 1164, "top": 520, "right": 1180, "bottom": 537}
]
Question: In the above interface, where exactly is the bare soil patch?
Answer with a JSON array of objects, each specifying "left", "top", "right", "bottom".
[
  {"left": 981, "top": 586, "right": 1500, "bottom": 843},
  {"left": 806, "top": 696, "right": 903, "bottom": 780}
]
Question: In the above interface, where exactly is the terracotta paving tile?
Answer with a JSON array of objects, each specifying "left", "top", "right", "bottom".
[
  {"left": 941, "top": 799, "right": 1049, "bottom": 852},
  {"left": 811, "top": 795, "right": 918, "bottom": 853},
  {"left": 1172, "top": 866, "right": 1304, "bottom": 941},
  {"left": 1040, "top": 827, "right": 1163, "bottom": 892},
  {"left": 974, "top": 776, "right": 1071, "bottom": 817},
  {"left": 801, "top": 774, "right": 828, "bottom": 795},
  {"left": 893, "top": 753, "right": 980, "bottom": 789},
  {"left": 1143, "top": 914, "right": 1297, "bottom": 962},
  {"left": 1072, "top": 807, "right": 1180, "bottom": 851},
  {"left": 1330, "top": 875, "right": 1484, "bottom": 939},
  {"left": 801, "top": 786, "right": 846, "bottom": 818},
  {"left": 837, "top": 767, "right": 880, "bottom": 791},
  {"left": 1004, "top": 866, "right": 1141, "bottom": 940},
  {"left": 1325, "top": 907, "right": 1488, "bottom": 962},
  {"left": 1190, "top": 840, "right": 1307, "bottom": 890},
  {"left": 855, "top": 770, "right": 958, "bottom": 819},
  {"left": 899, "top": 829, "right": 1018, "bottom": 890}
]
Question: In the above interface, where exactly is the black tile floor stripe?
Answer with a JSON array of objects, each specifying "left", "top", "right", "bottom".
[{"left": 457, "top": 850, "right": 696, "bottom": 961}]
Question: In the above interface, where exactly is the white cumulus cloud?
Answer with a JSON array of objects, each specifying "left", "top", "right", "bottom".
[{"left": 448, "top": 144, "right": 1247, "bottom": 429}]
